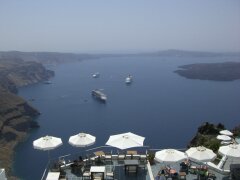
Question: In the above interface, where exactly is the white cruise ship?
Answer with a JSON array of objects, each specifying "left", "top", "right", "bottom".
[{"left": 92, "top": 89, "right": 107, "bottom": 102}]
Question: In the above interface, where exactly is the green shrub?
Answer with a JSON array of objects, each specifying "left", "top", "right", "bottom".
[{"left": 147, "top": 152, "right": 155, "bottom": 165}]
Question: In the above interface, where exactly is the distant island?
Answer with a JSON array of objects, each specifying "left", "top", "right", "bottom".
[
  {"left": 175, "top": 62, "right": 240, "bottom": 81},
  {"left": 1, "top": 50, "right": 240, "bottom": 65},
  {"left": 140, "top": 49, "right": 240, "bottom": 57}
]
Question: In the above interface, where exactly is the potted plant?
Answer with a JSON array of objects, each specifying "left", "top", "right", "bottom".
[{"left": 147, "top": 152, "right": 155, "bottom": 165}]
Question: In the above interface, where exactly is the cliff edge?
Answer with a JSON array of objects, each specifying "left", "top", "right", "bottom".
[{"left": 0, "top": 58, "right": 54, "bottom": 178}]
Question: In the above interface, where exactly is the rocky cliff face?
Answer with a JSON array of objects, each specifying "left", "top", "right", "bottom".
[
  {"left": 0, "top": 91, "right": 40, "bottom": 173},
  {"left": 0, "top": 58, "right": 54, "bottom": 91},
  {"left": 0, "top": 58, "right": 54, "bottom": 178}
]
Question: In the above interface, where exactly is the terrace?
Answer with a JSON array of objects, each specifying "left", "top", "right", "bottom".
[{"left": 41, "top": 146, "right": 238, "bottom": 180}]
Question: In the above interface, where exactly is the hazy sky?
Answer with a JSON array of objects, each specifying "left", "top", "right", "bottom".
[{"left": 0, "top": 0, "right": 240, "bottom": 53}]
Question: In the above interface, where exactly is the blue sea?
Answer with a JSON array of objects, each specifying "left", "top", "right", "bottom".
[{"left": 14, "top": 55, "right": 240, "bottom": 179}]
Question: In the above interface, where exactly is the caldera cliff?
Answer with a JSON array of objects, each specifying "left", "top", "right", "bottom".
[{"left": 0, "top": 57, "right": 54, "bottom": 179}]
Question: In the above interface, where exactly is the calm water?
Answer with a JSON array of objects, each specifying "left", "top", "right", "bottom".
[{"left": 14, "top": 56, "right": 240, "bottom": 179}]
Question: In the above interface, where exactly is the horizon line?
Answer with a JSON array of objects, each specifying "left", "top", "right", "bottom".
[{"left": 1, "top": 49, "right": 240, "bottom": 55}]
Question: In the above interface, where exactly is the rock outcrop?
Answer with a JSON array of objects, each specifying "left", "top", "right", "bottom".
[
  {"left": 0, "top": 58, "right": 54, "bottom": 91},
  {"left": 188, "top": 122, "right": 240, "bottom": 155},
  {"left": 188, "top": 122, "right": 225, "bottom": 152}
]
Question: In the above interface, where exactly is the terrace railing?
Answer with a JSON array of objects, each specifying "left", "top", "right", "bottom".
[{"left": 40, "top": 145, "right": 150, "bottom": 180}]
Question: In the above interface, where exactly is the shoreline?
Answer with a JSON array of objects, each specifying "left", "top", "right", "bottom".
[{"left": 0, "top": 58, "right": 54, "bottom": 179}]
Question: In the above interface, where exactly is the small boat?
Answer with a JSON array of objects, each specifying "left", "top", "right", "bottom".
[
  {"left": 92, "top": 72, "right": 100, "bottom": 78},
  {"left": 43, "top": 80, "right": 52, "bottom": 84},
  {"left": 125, "top": 75, "right": 133, "bottom": 84},
  {"left": 92, "top": 89, "right": 107, "bottom": 102}
]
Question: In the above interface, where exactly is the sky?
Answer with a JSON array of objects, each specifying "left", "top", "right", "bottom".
[{"left": 0, "top": 0, "right": 240, "bottom": 53}]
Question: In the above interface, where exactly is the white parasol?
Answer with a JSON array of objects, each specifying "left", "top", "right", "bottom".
[
  {"left": 33, "top": 135, "right": 62, "bottom": 160},
  {"left": 186, "top": 146, "right": 216, "bottom": 162},
  {"left": 69, "top": 132, "right": 96, "bottom": 147},
  {"left": 218, "top": 144, "right": 240, "bottom": 158},
  {"left": 220, "top": 130, "right": 233, "bottom": 136},
  {"left": 217, "top": 135, "right": 231, "bottom": 141},
  {"left": 154, "top": 149, "right": 186, "bottom": 163},
  {"left": 105, "top": 132, "right": 145, "bottom": 150}
]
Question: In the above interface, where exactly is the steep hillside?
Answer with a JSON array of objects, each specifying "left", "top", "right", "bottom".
[
  {"left": 0, "top": 58, "right": 54, "bottom": 178},
  {"left": 0, "top": 58, "right": 54, "bottom": 90}
]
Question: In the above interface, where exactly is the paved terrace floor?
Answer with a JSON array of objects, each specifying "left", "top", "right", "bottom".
[
  {"left": 42, "top": 146, "right": 238, "bottom": 180},
  {"left": 46, "top": 156, "right": 232, "bottom": 180},
  {"left": 151, "top": 162, "right": 230, "bottom": 180}
]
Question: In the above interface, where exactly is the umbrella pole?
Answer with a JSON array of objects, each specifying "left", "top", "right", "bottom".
[{"left": 48, "top": 150, "right": 50, "bottom": 162}]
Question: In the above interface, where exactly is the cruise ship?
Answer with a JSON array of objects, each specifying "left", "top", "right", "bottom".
[{"left": 92, "top": 89, "right": 107, "bottom": 102}]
